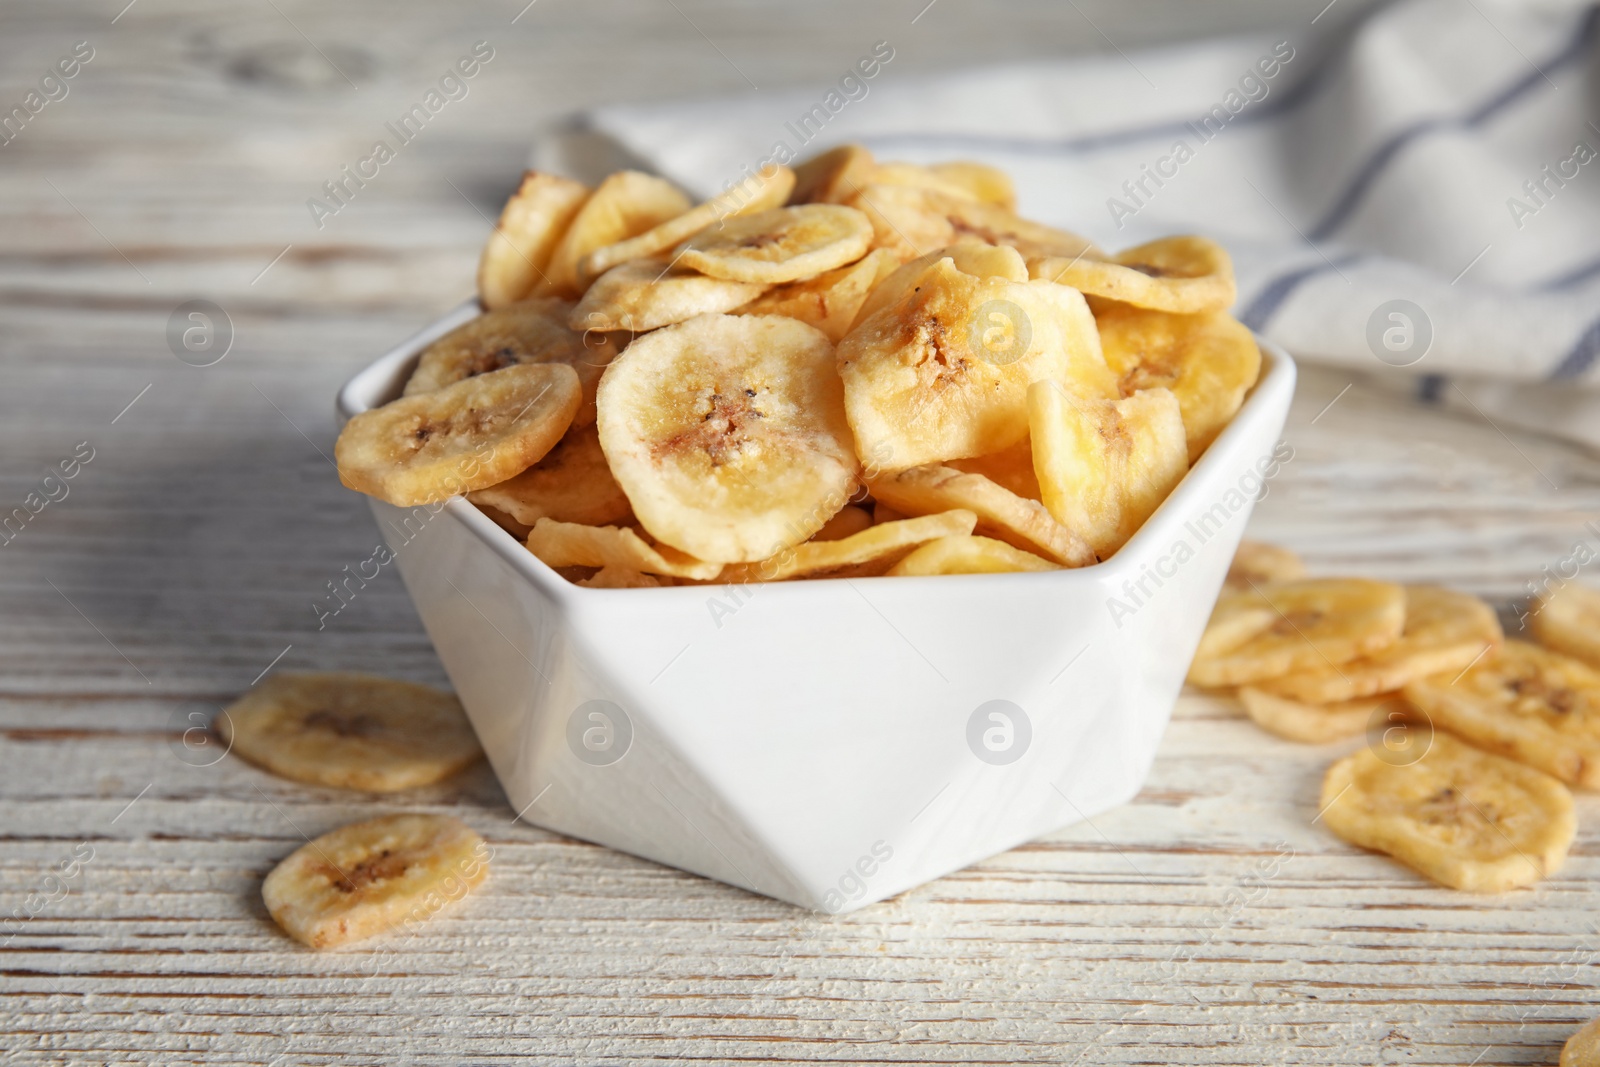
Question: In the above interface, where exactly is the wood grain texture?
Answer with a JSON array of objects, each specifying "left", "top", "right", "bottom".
[{"left": 3, "top": 0, "right": 1598, "bottom": 1064}]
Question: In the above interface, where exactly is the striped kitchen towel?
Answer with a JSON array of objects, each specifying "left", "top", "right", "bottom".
[{"left": 541, "top": 0, "right": 1600, "bottom": 449}]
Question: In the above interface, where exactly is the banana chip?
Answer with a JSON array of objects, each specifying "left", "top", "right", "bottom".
[
  {"left": 1094, "top": 303, "right": 1262, "bottom": 462},
  {"left": 851, "top": 241, "right": 1027, "bottom": 328},
  {"left": 467, "top": 421, "right": 631, "bottom": 527},
  {"left": 676, "top": 204, "right": 873, "bottom": 285},
  {"left": 579, "top": 165, "right": 796, "bottom": 282},
  {"left": 813, "top": 504, "right": 873, "bottom": 541},
  {"left": 525, "top": 518, "right": 723, "bottom": 580},
  {"left": 722, "top": 510, "right": 976, "bottom": 582},
  {"left": 948, "top": 439, "right": 1041, "bottom": 500},
  {"left": 927, "top": 161, "right": 1016, "bottom": 210},
  {"left": 852, "top": 183, "right": 1099, "bottom": 262},
  {"left": 579, "top": 565, "right": 668, "bottom": 588},
  {"left": 403, "top": 300, "right": 617, "bottom": 427},
  {"left": 1187, "top": 578, "right": 1408, "bottom": 688},
  {"left": 1239, "top": 686, "right": 1400, "bottom": 744},
  {"left": 1029, "top": 384, "right": 1188, "bottom": 559},
  {"left": 735, "top": 248, "right": 898, "bottom": 341},
  {"left": 596, "top": 313, "right": 857, "bottom": 563},
  {"left": 338, "top": 363, "right": 581, "bottom": 508},
  {"left": 477, "top": 171, "right": 589, "bottom": 309},
  {"left": 1033, "top": 235, "right": 1236, "bottom": 315},
  {"left": 866, "top": 162, "right": 984, "bottom": 203},
  {"left": 838, "top": 258, "right": 1112, "bottom": 470},
  {"left": 1562, "top": 1018, "right": 1600, "bottom": 1067},
  {"left": 868, "top": 464, "right": 1094, "bottom": 566},
  {"left": 887, "top": 534, "right": 1058, "bottom": 576},
  {"left": 537, "top": 170, "right": 691, "bottom": 299},
  {"left": 569, "top": 259, "right": 765, "bottom": 334},
  {"left": 1319, "top": 731, "right": 1574, "bottom": 892},
  {"left": 1404, "top": 640, "right": 1600, "bottom": 789},
  {"left": 1261, "top": 586, "right": 1502, "bottom": 704},
  {"left": 1225, "top": 539, "right": 1306, "bottom": 591},
  {"left": 262, "top": 813, "right": 489, "bottom": 948},
  {"left": 218, "top": 673, "right": 482, "bottom": 792},
  {"left": 790, "top": 144, "right": 878, "bottom": 205},
  {"left": 1531, "top": 583, "right": 1600, "bottom": 670}
]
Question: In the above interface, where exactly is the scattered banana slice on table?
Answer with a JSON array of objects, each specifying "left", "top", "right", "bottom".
[
  {"left": 1224, "top": 539, "right": 1306, "bottom": 590},
  {"left": 1238, "top": 686, "right": 1403, "bottom": 745},
  {"left": 1563, "top": 1018, "right": 1600, "bottom": 1067},
  {"left": 1531, "top": 583, "right": 1600, "bottom": 669},
  {"left": 263, "top": 813, "right": 489, "bottom": 948},
  {"left": 219, "top": 673, "right": 482, "bottom": 792}
]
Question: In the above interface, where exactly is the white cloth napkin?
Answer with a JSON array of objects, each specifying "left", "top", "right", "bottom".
[{"left": 542, "top": 0, "right": 1600, "bottom": 448}]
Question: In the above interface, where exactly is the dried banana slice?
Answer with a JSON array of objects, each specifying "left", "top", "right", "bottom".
[
  {"left": 868, "top": 464, "right": 1094, "bottom": 567},
  {"left": 1261, "top": 586, "right": 1502, "bottom": 704},
  {"left": 218, "top": 673, "right": 481, "bottom": 792},
  {"left": 1531, "top": 583, "right": 1600, "bottom": 670},
  {"left": 1029, "top": 384, "right": 1188, "bottom": 559},
  {"left": 1094, "top": 303, "right": 1261, "bottom": 462},
  {"left": 722, "top": 510, "right": 976, "bottom": 582},
  {"left": 866, "top": 162, "right": 984, "bottom": 203},
  {"left": 568, "top": 259, "right": 765, "bottom": 334},
  {"left": 813, "top": 504, "right": 873, "bottom": 541},
  {"left": 675, "top": 205, "right": 873, "bottom": 285},
  {"left": 477, "top": 171, "right": 590, "bottom": 310},
  {"left": 1225, "top": 539, "right": 1306, "bottom": 591},
  {"left": 1404, "top": 640, "right": 1600, "bottom": 789},
  {"left": 596, "top": 313, "right": 857, "bottom": 563},
  {"left": 790, "top": 144, "right": 877, "bottom": 205},
  {"left": 537, "top": 170, "right": 691, "bottom": 298},
  {"left": 1239, "top": 686, "right": 1400, "bottom": 744},
  {"left": 927, "top": 160, "right": 1017, "bottom": 210},
  {"left": 476, "top": 502, "right": 533, "bottom": 540},
  {"left": 467, "top": 421, "right": 631, "bottom": 527},
  {"left": 1187, "top": 578, "right": 1408, "bottom": 688},
  {"left": 403, "top": 300, "right": 618, "bottom": 427},
  {"left": 338, "top": 363, "right": 581, "bottom": 508},
  {"left": 735, "top": 248, "right": 898, "bottom": 341},
  {"left": 262, "top": 813, "right": 489, "bottom": 948},
  {"left": 525, "top": 518, "right": 723, "bottom": 580},
  {"left": 838, "top": 258, "right": 1112, "bottom": 470},
  {"left": 888, "top": 534, "right": 1058, "bottom": 576},
  {"left": 948, "top": 439, "right": 1041, "bottom": 500},
  {"left": 579, "top": 565, "right": 667, "bottom": 588},
  {"left": 1319, "top": 731, "right": 1574, "bottom": 892},
  {"left": 1562, "top": 1018, "right": 1600, "bottom": 1067},
  {"left": 852, "top": 241, "right": 1027, "bottom": 327},
  {"left": 1033, "top": 235, "right": 1236, "bottom": 315},
  {"left": 579, "top": 165, "right": 796, "bottom": 282},
  {"left": 852, "top": 183, "right": 1099, "bottom": 262}
]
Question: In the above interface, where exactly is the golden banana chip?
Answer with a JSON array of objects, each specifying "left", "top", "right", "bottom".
[
  {"left": 1187, "top": 578, "right": 1408, "bottom": 688},
  {"left": 735, "top": 248, "right": 899, "bottom": 341},
  {"left": 1261, "top": 586, "right": 1502, "bottom": 704},
  {"left": 813, "top": 504, "right": 873, "bottom": 541},
  {"left": 868, "top": 464, "right": 1094, "bottom": 567},
  {"left": 722, "top": 510, "right": 976, "bottom": 582},
  {"left": 219, "top": 672, "right": 482, "bottom": 792},
  {"left": 537, "top": 170, "right": 691, "bottom": 299},
  {"left": 839, "top": 258, "right": 1112, "bottom": 470},
  {"left": 1094, "top": 303, "right": 1262, "bottom": 463},
  {"left": 262, "top": 813, "right": 489, "bottom": 948},
  {"left": 337, "top": 363, "right": 581, "bottom": 508},
  {"left": 467, "top": 421, "right": 631, "bottom": 527},
  {"left": 1562, "top": 1018, "right": 1600, "bottom": 1067},
  {"left": 1238, "top": 686, "right": 1400, "bottom": 744},
  {"left": 579, "top": 165, "right": 796, "bottom": 282},
  {"left": 579, "top": 565, "right": 667, "bottom": 588},
  {"left": 477, "top": 171, "right": 589, "bottom": 310},
  {"left": 596, "top": 313, "right": 857, "bottom": 563},
  {"left": 475, "top": 502, "right": 533, "bottom": 540},
  {"left": 851, "top": 182, "right": 1099, "bottom": 262},
  {"left": 1531, "top": 583, "right": 1600, "bottom": 670},
  {"left": 872, "top": 501, "right": 908, "bottom": 525},
  {"left": 851, "top": 241, "right": 1026, "bottom": 327},
  {"left": 675, "top": 204, "right": 873, "bottom": 285},
  {"left": 403, "top": 300, "right": 618, "bottom": 427},
  {"left": 927, "top": 160, "right": 1016, "bottom": 210},
  {"left": 948, "top": 439, "right": 1041, "bottom": 500},
  {"left": 1225, "top": 539, "right": 1306, "bottom": 591},
  {"left": 525, "top": 518, "right": 723, "bottom": 580},
  {"left": 866, "top": 162, "right": 984, "bottom": 203},
  {"left": 1029, "top": 383, "right": 1188, "bottom": 559},
  {"left": 1404, "top": 640, "right": 1600, "bottom": 789},
  {"left": 568, "top": 259, "right": 765, "bottom": 334},
  {"left": 790, "top": 144, "right": 878, "bottom": 205},
  {"left": 1034, "top": 235, "right": 1236, "bottom": 314},
  {"left": 1319, "top": 731, "right": 1574, "bottom": 892},
  {"left": 887, "top": 534, "right": 1058, "bottom": 576}
]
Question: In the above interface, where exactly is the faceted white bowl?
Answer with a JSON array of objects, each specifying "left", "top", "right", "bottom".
[{"left": 337, "top": 301, "right": 1296, "bottom": 913}]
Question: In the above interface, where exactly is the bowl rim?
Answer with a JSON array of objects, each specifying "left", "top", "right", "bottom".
[{"left": 336, "top": 299, "right": 1296, "bottom": 605}]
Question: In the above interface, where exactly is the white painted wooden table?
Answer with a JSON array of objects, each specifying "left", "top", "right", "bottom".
[{"left": 3, "top": 1, "right": 1598, "bottom": 1063}]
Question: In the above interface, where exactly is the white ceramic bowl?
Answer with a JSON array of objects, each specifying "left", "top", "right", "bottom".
[{"left": 337, "top": 301, "right": 1296, "bottom": 913}]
